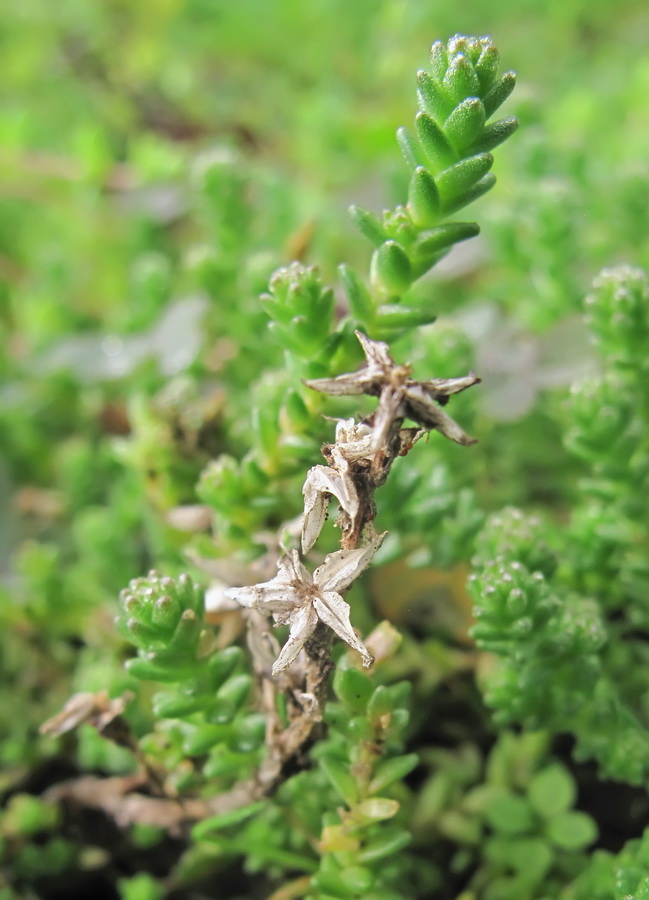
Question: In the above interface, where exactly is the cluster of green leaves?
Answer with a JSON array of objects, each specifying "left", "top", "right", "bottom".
[
  {"left": 114, "top": 576, "right": 422, "bottom": 900},
  {"left": 468, "top": 267, "right": 649, "bottom": 785},
  {"left": 414, "top": 732, "right": 597, "bottom": 900},
  {"left": 117, "top": 571, "right": 265, "bottom": 792}
]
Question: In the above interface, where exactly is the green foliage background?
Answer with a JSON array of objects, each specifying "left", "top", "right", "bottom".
[{"left": 2, "top": 1, "right": 649, "bottom": 898}]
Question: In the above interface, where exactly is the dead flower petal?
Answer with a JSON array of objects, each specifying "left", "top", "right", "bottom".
[
  {"left": 303, "top": 372, "right": 372, "bottom": 395},
  {"left": 302, "top": 477, "right": 329, "bottom": 555},
  {"left": 354, "top": 330, "right": 394, "bottom": 368},
  {"left": 301, "top": 462, "right": 360, "bottom": 554},
  {"left": 314, "top": 531, "right": 386, "bottom": 595},
  {"left": 422, "top": 372, "right": 481, "bottom": 399},
  {"left": 277, "top": 550, "right": 312, "bottom": 586},
  {"left": 271, "top": 604, "right": 319, "bottom": 675},
  {"left": 313, "top": 593, "right": 373, "bottom": 667},
  {"left": 404, "top": 384, "right": 477, "bottom": 446},
  {"left": 224, "top": 582, "right": 297, "bottom": 613}
]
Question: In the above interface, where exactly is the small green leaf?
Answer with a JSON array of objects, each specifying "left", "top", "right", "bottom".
[
  {"left": 352, "top": 797, "right": 399, "bottom": 823},
  {"left": 416, "top": 69, "right": 453, "bottom": 123},
  {"left": 152, "top": 692, "right": 205, "bottom": 718},
  {"left": 118, "top": 872, "right": 165, "bottom": 900},
  {"left": 546, "top": 810, "right": 597, "bottom": 850},
  {"left": 207, "top": 647, "right": 243, "bottom": 689},
  {"left": 182, "top": 723, "right": 229, "bottom": 755},
  {"left": 484, "top": 789, "right": 534, "bottom": 836},
  {"left": 396, "top": 126, "right": 427, "bottom": 171},
  {"left": 345, "top": 716, "right": 374, "bottom": 742},
  {"left": 168, "top": 609, "right": 202, "bottom": 652},
  {"left": 469, "top": 116, "right": 518, "bottom": 153},
  {"left": 413, "top": 222, "right": 480, "bottom": 257},
  {"left": 375, "top": 304, "right": 437, "bottom": 331},
  {"left": 415, "top": 112, "right": 457, "bottom": 171},
  {"left": 216, "top": 674, "right": 252, "bottom": 711},
  {"left": 340, "top": 866, "right": 374, "bottom": 893},
  {"left": 312, "top": 870, "right": 356, "bottom": 898},
  {"left": 443, "top": 54, "right": 480, "bottom": 104},
  {"left": 483, "top": 71, "right": 516, "bottom": 118},
  {"left": 474, "top": 44, "right": 500, "bottom": 92},
  {"left": 339, "top": 264, "right": 375, "bottom": 324},
  {"left": 126, "top": 657, "right": 197, "bottom": 683},
  {"left": 333, "top": 665, "right": 374, "bottom": 713},
  {"left": 320, "top": 756, "right": 358, "bottom": 806},
  {"left": 435, "top": 153, "right": 494, "bottom": 205},
  {"left": 441, "top": 173, "right": 496, "bottom": 215},
  {"left": 358, "top": 829, "right": 412, "bottom": 863},
  {"left": 444, "top": 98, "right": 486, "bottom": 151},
  {"left": 485, "top": 836, "right": 553, "bottom": 884},
  {"left": 370, "top": 241, "right": 412, "bottom": 296},
  {"left": 205, "top": 697, "right": 236, "bottom": 724},
  {"left": 408, "top": 166, "right": 440, "bottom": 227},
  {"left": 349, "top": 204, "right": 389, "bottom": 248},
  {"left": 429, "top": 41, "right": 448, "bottom": 81},
  {"left": 192, "top": 801, "right": 267, "bottom": 839},
  {"left": 367, "top": 685, "right": 394, "bottom": 724},
  {"left": 369, "top": 753, "right": 419, "bottom": 794},
  {"left": 528, "top": 764, "right": 576, "bottom": 818}
]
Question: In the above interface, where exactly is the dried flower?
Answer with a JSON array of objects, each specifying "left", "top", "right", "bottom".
[
  {"left": 302, "top": 455, "right": 360, "bottom": 554},
  {"left": 225, "top": 533, "right": 386, "bottom": 674},
  {"left": 305, "top": 330, "right": 480, "bottom": 447}
]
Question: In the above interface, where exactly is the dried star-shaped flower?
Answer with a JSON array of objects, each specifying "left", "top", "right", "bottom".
[
  {"left": 225, "top": 533, "right": 385, "bottom": 675},
  {"left": 304, "top": 330, "right": 480, "bottom": 448}
]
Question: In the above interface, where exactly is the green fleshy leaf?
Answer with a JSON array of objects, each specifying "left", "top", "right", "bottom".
[
  {"left": 407, "top": 166, "right": 441, "bottom": 227},
  {"left": 358, "top": 829, "right": 412, "bottom": 863},
  {"left": 415, "top": 112, "right": 458, "bottom": 171},
  {"left": 352, "top": 797, "right": 399, "bottom": 823},
  {"left": 469, "top": 116, "right": 518, "bottom": 153},
  {"left": 483, "top": 71, "right": 516, "bottom": 118},
  {"left": 367, "top": 685, "right": 395, "bottom": 724},
  {"left": 349, "top": 204, "right": 389, "bottom": 248},
  {"left": 152, "top": 692, "right": 206, "bottom": 718},
  {"left": 528, "top": 764, "right": 576, "bottom": 819},
  {"left": 370, "top": 240, "right": 412, "bottom": 296},
  {"left": 369, "top": 753, "right": 419, "bottom": 794},
  {"left": 126, "top": 657, "right": 198, "bottom": 683},
  {"left": 443, "top": 54, "right": 480, "bottom": 104},
  {"left": 429, "top": 41, "right": 448, "bottom": 81},
  {"left": 440, "top": 173, "right": 496, "bottom": 215},
  {"left": 206, "top": 647, "right": 244, "bottom": 689},
  {"left": 546, "top": 810, "right": 598, "bottom": 850},
  {"left": 320, "top": 756, "right": 359, "bottom": 806},
  {"left": 416, "top": 69, "right": 453, "bottom": 124},
  {"left": 444, "top": 98, "right": 486, "bottom": 151},
  {"left": 435, "top": 153, "right": 494, "bottom": 205},
  {"left": 216, "top": 673, "right": 252, "bottom": 711},
  {"left": 484, "top": 789, "right": 534, "bottom": 836},
  {"left": 340, "top": 866, "right": 374, "bottom": 894},
  {"left": 374, "top": 305, "right": 437, "bottom": 331},
  {"left": 339, "top": 264, "right": 375, "bottom": 324},
  {"left": 192, "top": 801, "right": 267, "bottom": 838},
  {"left": 412, "top": 222, "right": 480, "bottom": 257},
  {"left": 474, "top": 43, "right": 500, "bottom": 92},
  {"left": 396, "top": 125, "right": 427, "bottom": 171},
  {"left": 333, "top": 665, "right": 374, "bottom": 714}
]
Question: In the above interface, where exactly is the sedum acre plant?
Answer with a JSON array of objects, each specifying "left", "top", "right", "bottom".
[{"left": 3, "top": 15, "right": 649, "bottom": 900}]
